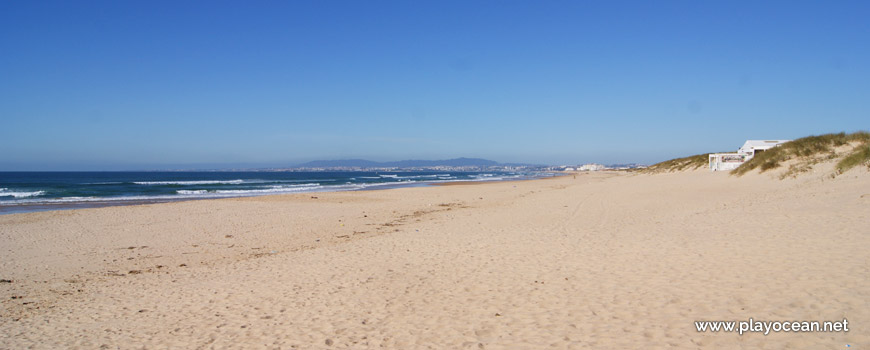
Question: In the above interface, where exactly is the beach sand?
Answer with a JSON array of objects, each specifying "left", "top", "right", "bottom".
[{"left": 1, "top": 167, "right": 868, "bottom": 349}]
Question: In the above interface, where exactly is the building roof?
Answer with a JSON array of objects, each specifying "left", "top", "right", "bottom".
[{"left": 739, "top": 140, "right": 790, "bottom": 152}]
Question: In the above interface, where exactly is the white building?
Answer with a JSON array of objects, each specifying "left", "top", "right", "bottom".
[
  {"left": 709, "top": 140, "right": 790, "bottom": 171},
  {"left": 578, "top": 163, "right": 606, "bottom": 171}
]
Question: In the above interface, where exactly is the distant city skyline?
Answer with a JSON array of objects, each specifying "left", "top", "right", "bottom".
[{"left": 2, "top": 1, "right": 869, "bottom": 171}]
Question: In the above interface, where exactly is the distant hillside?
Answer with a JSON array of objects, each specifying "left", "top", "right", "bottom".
[
  {"left": 294, "top": 159, "right": 384, "bottom": 168},
  {"left": 294, "top": 157, "right": 505, "bottom": 168}
]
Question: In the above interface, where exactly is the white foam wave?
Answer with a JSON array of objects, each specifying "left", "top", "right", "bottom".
[
  {"left": 0, "top": 189, "right": 46, "bottom": 198},
  {"left": 0, "top": 194, "right": 213, "bottom": 205},
  {"left": 0, "top": 196, "right": 126, "bottom": 205},
  {"left": 395, "top": 175, "right": 439, "bottom": 179},
  {"left": 176, "top": 190, "right": 209, "bottom": 195},
  {"left": 319, "top": 181, "right": 417, "bottom": 192},
  {"left": 213, "top": 185, "right": 323, "bottom": 194},
  {"left": 246, "top": 179, "right": 333, "bottom": 184},
  {"left": 280, "top": 183, "right": 320, "bottom": 187},
  {"left": 134, "top": 180, "right": 245, "bottom": 185},
  {"left": 176, "top": 183, "right": 321, "bottom": 195}
]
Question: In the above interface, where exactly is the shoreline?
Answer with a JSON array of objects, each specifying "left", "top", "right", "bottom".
[{"left": 0, "top": 174, "right": 556, "bottom": 215}]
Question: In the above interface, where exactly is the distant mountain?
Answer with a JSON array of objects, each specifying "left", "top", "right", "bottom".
[{"left": 295, "top": 157, "right": 505, "bottom": 168}]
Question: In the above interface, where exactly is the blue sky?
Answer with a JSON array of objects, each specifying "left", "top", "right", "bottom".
[{"left": 1, "top": 1, "right": 868, "bottom": 170}]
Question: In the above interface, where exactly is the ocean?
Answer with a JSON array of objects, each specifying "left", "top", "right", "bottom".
[{"left": 0, "top": 171, "right": 550, "bottom": 214}]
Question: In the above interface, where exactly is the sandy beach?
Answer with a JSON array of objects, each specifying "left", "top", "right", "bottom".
[{"left": 1, "top": 167, "right": 868, "bottom": 349}]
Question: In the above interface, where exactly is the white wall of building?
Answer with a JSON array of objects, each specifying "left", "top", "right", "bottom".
[{"left": 709, "top": 140, "right": 790, "bottom": 172}]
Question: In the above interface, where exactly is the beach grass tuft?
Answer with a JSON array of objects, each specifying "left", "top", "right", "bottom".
[{"left": 836, "top": 143, "right": 870, "bottom": 173}]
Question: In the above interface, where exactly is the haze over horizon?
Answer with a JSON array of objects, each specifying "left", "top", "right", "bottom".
[{"left": 2, "top": 1, "right": 869, "bottom": 171}]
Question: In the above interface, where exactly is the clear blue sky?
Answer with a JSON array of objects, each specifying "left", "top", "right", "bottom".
[{"left": 1, "top": 1, "right": 868, "bottom": 170}]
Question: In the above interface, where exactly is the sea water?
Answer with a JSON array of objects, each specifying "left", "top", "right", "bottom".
[{"left": 0, "top": 171, "right": 550, "bottom": 214}]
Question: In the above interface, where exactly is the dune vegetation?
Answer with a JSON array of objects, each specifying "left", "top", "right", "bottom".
[
  {"left": 643, "top": 131, "right": 870, "bottom": 177},
  {"left": 642, "top": 153, "right": 712, "bottom": 173},
  {"left": 732, "top": 131, "right": 870, "bottom": 177}
]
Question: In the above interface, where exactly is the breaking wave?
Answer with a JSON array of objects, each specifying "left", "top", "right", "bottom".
[
  {"left": 133, "top": 180, "right": 246, "bottom": 185},
  {"left": 0, "top": 188, "right": 46, "bottom": 198}
]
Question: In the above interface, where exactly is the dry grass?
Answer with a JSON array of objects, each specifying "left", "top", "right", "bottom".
[
  {"left": 643, "top": 153, "right": 712, "bottom": 173},
  {"left": 732, "top": 131, "right": 870, "bottom": 176},
  {"left": 836, "top": 143, "right": 870, "bottom": 173}
]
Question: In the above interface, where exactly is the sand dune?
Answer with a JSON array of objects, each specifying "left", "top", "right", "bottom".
[{"left": 1, "top": 167, "right": 868, "bottom": 349}]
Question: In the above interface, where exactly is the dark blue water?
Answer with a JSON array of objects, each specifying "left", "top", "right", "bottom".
[{"left": 0, "top": 171, "right": 548, "bottom": 214}]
